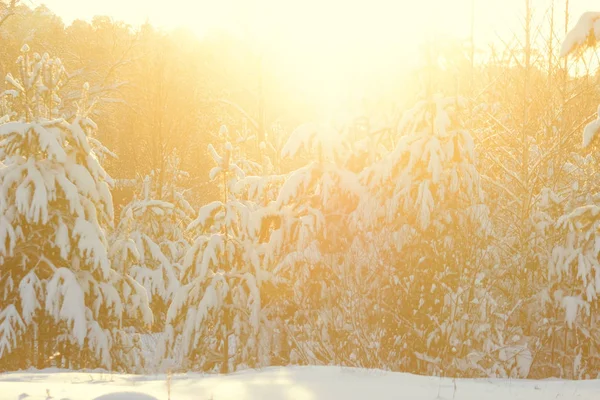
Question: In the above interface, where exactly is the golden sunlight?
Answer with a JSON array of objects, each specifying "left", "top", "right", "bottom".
[
  {"left": 6, "top": 0, "right": 600, "bottom": 393},
  {"left": 40, "top": 0, "right": 594, "bottom": 110}
]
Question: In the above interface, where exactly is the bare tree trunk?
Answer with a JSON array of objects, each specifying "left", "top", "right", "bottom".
[
  {"left": 518, "top": 0, "right": 533, "bottom": 290},
  {"left": 470, "top": 0, "right": 476, "bottom": 92},
  {"left": 257, "top": 55, "right": 265, "bottom": 144},
  {"left": 37, "top": 317, "right": 45, "bottom": 369},
  {"left": 548, "top": 0, "right": 555, "bottom": 78},
  {"left": 220, "top": 169, "right": 231, "bottom": 374}
]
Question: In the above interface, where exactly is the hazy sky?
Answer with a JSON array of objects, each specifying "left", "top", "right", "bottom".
[
  {"left": 35, "top": 0, "right": 598, "bottom": 45},
  {"left": 31, "top": 0, "right": 600, "bottom": 112}
]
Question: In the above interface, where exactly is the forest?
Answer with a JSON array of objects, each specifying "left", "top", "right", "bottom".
[{"left": 2, "top": 0, "right": 600, "bottom": 383}]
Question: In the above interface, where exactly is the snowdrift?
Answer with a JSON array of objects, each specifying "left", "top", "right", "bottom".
[{"left": 1, "top": 366, "right": 600, "bottom": 400}]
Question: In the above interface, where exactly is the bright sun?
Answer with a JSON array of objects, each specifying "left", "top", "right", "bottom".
[{"left": 233, "top": 0, "right": 470, "bottom": 114}]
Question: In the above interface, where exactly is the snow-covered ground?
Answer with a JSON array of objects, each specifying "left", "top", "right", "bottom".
[{"left": 1, "top": 366, "right": 599, "bottom": 400}]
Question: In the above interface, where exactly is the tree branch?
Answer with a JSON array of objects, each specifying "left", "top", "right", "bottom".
[{"left": 0, "top": 0, "right": 18, "bottom": 28}]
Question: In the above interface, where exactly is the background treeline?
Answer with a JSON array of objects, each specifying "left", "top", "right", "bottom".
[
  {"left": 2, "top": 0, "right": 600, "bottom": 380},
  {"left": 0, "top": 0, "right": 322, "bottom": 211}
]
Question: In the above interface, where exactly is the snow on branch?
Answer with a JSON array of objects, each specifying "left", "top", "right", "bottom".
[
  {"left": 561, "top": 12, "right": 600, "bottom": 57},
  {"left": 582, "top": 105, "right": 600, "bottom": 148},
  {"left": 0, "top": 305, "right": 25, "bottom": 358}
]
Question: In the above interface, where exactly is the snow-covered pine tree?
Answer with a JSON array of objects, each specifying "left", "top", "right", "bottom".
[
  {"left": 227, "top": 109, "right": 395, "bottom": 368},
  {"left": 111, "top": 154, "right": 193, "bottom": 332},
  {"left": 109, "top": 153, "right": 194, "bottom": 372},
  {"left": 0, "top": 46, "right": 151, "bottom": 372},
  {"left": 532, "top": 155, "right": 600, "bottom": 378},
  {"left": 350, "top": 95, "right": 529, "bottom": 377},
  {"left": 255, "top": 117, "right": 367, "bottom": 366},
  {"left": 530, "top": 18, "right": 600, "bottom": 378},
  {"left": 166, "top": 126, "right": 274, "bottom": 373}
]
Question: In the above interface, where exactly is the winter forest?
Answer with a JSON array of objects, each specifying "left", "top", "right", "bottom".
[{"left": 4, "top": 0, "right": 600, "bottom": 389}]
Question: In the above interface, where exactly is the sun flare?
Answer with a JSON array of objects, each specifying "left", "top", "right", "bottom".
[
  {"left": 39, "top": 0, "right": 558, "bottom": 111},
  {"left": 36, "top": 0, "right": 600, "bottom": 112}
]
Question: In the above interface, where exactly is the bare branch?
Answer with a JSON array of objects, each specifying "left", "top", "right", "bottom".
[{"left": 0, "top": 0, "right": 18, "bottom": 28}]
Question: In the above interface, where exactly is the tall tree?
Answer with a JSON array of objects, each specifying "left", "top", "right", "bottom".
[{"left": 0, "top": 46, "right": 151, "bottom": 371}]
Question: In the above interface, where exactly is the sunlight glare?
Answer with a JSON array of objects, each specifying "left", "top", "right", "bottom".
[{"left": 39, "top": 0, "right": 600, "bottom": 115}]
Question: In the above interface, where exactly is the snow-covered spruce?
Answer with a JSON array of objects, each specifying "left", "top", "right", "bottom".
[
  {"left": 536, "top": 126, "right": 600, "bottom": 378},
  {"left": 525, "top": 13, "right": 600, "bottom": 378},
  {"left": 112, "top": 155, "right": 193, "bottom": 328},
  {"left": 0, "top": 47, "right": 151, "bottom": 371},
  {"left": 166, "top": 127, "right": 275, "bottom": 373},
  {"left": 343, "top": 96, "right": 529, "bottom": 377},
  {"left": 264, "top": 116, "right": 368, "bottom": 367}
]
